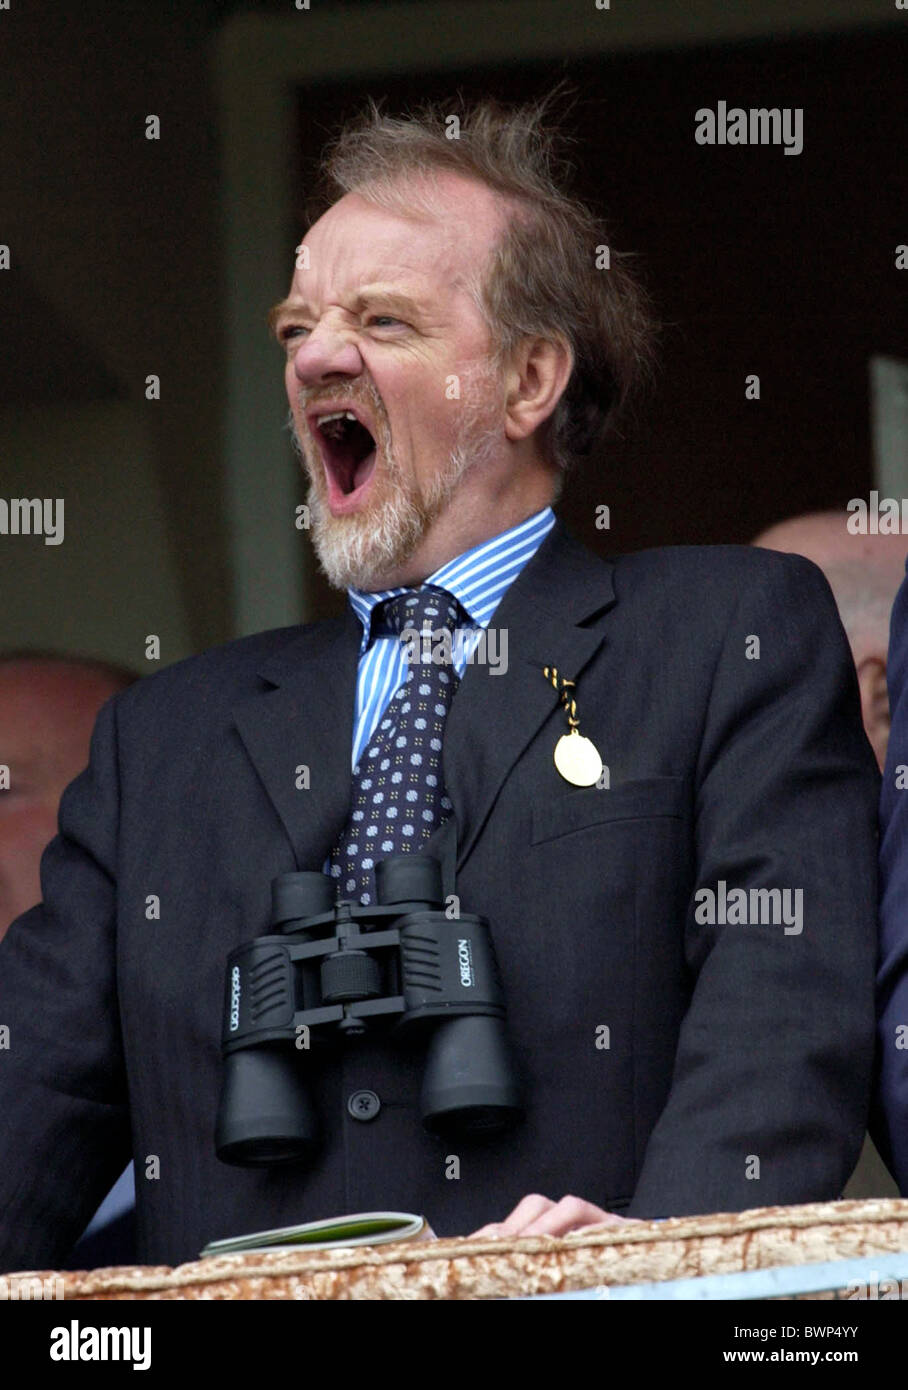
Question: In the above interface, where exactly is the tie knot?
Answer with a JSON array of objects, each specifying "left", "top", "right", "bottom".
[{"left": 372, "top": 585, "right": 465, "bottom": 640}]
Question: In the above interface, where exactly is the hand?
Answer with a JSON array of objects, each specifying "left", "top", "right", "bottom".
[{"left": 468, "top": 1192, "right": 627, "bottom": 1239}]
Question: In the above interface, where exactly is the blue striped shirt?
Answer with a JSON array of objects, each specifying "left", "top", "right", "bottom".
[{"left": 345, "top": 506, "right": 556, "bottom": 770}]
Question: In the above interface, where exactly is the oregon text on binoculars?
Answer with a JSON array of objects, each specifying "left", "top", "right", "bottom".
[
  {"left": 214, "top": 853, "right": 523, "bottom": 1166},
  {"left": 399, "top": 625, "right": 508, "bottom": 674}
]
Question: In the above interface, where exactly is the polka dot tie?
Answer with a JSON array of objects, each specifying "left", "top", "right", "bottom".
[{"left": 328, "top": 585, "right": 466, "bottom": 906}]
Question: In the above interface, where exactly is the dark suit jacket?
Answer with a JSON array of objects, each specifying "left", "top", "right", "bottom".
[
  {"left": 0, "top": 519, "right": 879, "bottom": 1271},
  {"left": 874, "top": 564, "right": 908, "bottom": 1189}
]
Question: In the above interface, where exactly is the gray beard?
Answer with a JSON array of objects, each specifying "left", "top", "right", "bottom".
[{"left": 289, "top": 370, "right": 501, "bottom": 591}]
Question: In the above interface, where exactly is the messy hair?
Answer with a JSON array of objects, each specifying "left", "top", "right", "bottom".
[{"left": 305, "top": 90, "right": 658, "bottom": 474}]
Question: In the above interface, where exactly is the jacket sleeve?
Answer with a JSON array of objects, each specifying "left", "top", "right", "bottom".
[
  {"left": 626, "top": 553, "right": 879, "bottom": 1218},
  {"left": 872, "top": 565, "right": 908, "bottom": 1191},
  {"left": 0, "top": 694, "right": 131, "bottom": 1272}
]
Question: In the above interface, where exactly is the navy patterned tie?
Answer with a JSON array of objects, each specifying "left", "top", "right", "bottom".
[{"left": 328, "top": 585, "right": 466, "bottom": 906}]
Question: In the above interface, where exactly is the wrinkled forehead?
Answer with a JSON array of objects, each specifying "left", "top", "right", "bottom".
[{"left": 296, "top": 172, "right": 508, "bottom": 299}]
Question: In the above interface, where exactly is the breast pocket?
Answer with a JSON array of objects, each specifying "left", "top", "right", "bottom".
[{"left": 530, "top": 776, "right": 690, "bottom": 845}]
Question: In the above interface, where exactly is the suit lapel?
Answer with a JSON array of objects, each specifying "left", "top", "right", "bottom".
[
  {"left": 441, "top": 517, "right": 616, "bottom": 872},
  {"left": 232, "top": 517, "right": 617, "bottom": 880},
  {"left": 232, "top": 604, "right": 361, "bottom": 871}
]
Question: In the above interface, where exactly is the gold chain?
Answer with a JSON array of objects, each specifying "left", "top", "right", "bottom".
[{"left": 542, "top": 666, "right": 580, "bottom": 730}]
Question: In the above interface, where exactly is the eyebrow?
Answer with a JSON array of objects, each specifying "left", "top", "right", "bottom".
[{"left": 267, "top": 287, "right": 426, "bottom": 337}]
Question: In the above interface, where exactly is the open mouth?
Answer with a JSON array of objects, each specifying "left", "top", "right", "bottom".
[{"left": 311, "top": 409, "right": 378, "bottom": 503}]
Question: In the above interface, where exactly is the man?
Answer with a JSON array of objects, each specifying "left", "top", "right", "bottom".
[
  {"left": 0, "top": 98, "right": 878, "bottom": 1271},
  {"left": 0, "top": 653, "right": 136, "bottom": 939},
  {"left": 873, "top": 557, "right": 908, "bottom": 1193},
  {"left": 753, "top": 512, "right": 905, "bottom": 1202},
  {"left": 0, "top": 652, "right": 138, "bottom": 1265},
  {"left": 753, "top": 512, "right": 907, "bottom": 770}
]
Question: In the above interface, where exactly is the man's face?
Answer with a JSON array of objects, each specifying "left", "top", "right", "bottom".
[{"left": 272, "top": 174, "right": 510, "bottom": 590}]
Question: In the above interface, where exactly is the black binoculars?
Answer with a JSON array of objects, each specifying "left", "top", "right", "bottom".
[{"left": 215, "top": 853, "right": 523, "bottom": 1166}]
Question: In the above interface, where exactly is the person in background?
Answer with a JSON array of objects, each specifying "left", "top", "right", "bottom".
[
  {"left": 873, "top": 539, "right": 908, "bottom": 1196},
  {"left": 753, "top": 512, "right": 906, "bottom": 1199},
  {"left": 0, "top": 651, "right": 138, "bottom": 1266},
  {"left": 0, "top": 652, "right": 138, "bottom": 938},
  {"left": 753, "top": 511, "right": 907, "bottom": 771}
]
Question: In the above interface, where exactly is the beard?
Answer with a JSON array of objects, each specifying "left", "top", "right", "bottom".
[{"left": 289, "top": 362, "right": 502, "bottom": 591}]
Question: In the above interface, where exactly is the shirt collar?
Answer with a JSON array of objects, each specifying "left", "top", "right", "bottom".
[{"left": 347, "top": 506, "right": 556, "bottom": 655}]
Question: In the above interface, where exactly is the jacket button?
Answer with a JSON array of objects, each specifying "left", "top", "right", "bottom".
[{"left": 347, "top": 1089, "right": 381, "bottom": 1121}]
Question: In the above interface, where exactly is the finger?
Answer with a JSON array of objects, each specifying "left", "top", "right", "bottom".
[
  {"left": 494, "top": 1193, "right": 555, "bottom": 1237},
  {"left": 517, "top": 1196, "right": 618, "bottom": 1238},
  {"left": 468, "top": 1223, "right": 504, "bottom": 1239}
]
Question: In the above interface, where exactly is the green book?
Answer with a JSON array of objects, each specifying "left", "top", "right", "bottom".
[{"left": 200, "top": 1211, "right": 434, "bottom": 1258}]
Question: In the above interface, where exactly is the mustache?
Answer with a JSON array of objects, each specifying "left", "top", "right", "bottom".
[{"left": 296, "top": 380, "right": 388, "bottom": 428}]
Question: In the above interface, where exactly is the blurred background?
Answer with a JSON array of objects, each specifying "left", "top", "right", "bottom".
[
  {"left": 1, "top": 0, "right": 905, "bottom": 658},
  {"left": 1, "top": 0, "right": 906, "bottom": 1201}
]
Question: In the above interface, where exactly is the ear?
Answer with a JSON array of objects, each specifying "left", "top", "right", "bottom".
[
  {"left": 503, "top": 336, "right": 573, "bottom": 445},
  {"left": 856, "top": 655, "right": 889, "bottom": 771}
]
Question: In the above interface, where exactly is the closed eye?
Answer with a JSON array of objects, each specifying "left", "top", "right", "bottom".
[{"left": 276, "top": 314, "right": 406, "bottom": 344}]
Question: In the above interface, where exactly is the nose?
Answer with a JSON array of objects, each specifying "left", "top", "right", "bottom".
[{"left": 290, "top": 318, "right": 363, "bottom": 386}]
